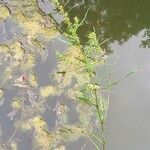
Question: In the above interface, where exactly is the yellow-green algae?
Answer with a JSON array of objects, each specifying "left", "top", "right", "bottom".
[
  {"left": 40, "top": 86, "right": 57, "bottom": 98},
  {"left": 28, "top": 72, "right": 38, "bottom": 87},
  {"left": 11, "top": 98, "right": 21, "bottom": 109},
  {"left": 10, "top": 140, "right": 17, "bottom": 150},
  {"left": 0, "top": 0, "right": 95, "bottom": 149},
  {"left": 55, "top": 45, "right": 90, "bottom": 87},
  {"left": 11, "top": 0, "right": 59, "bottom": 40},
  {"left": 0, "top": 89, "right": 4, "bottom": 99},
  {"left": 0, "top": 4, "right": 10, "bottom": 21}
]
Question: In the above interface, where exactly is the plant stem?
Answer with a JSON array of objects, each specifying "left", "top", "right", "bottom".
[
  {"left": 89, "top": 74, "right": 106, "bottom": 150},
  {"left": 95, "top": 90, "right": 106, "bottom": 150}
]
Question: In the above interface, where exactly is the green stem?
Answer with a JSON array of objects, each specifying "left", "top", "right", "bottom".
[{"left": 89, "top": 74, "right": 106, "bottom": 150}]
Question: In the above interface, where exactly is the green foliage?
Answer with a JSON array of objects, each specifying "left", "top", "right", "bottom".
[
  {"left": 53, "top": 1, "right": 136, "bottom": 150},
  {"left": 72, "top": 32, "right": 106, "bottom": 76},
  {"left": 56, "top": 51, "right": 66, "bottom": 61},
  {"left": 65, "top": 17, "right": 80, "bottom": 45},
  {"left": 75, "top": 32, "right": 107, "bottom": 149},
  {"left": 53, "top": 2, "right": 108, "bottom": 148},
  {"left": 85, "top": 32, "right": 102, "bottom": 55}
]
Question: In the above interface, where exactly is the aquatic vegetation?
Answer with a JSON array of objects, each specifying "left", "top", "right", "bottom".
[
  {"left": 53, "top": 2, "right": 109, "bottom": 149},
  {"left": 0, "top": 89, "right": 4, "bottom": 100},
  {"left": 40, "top": 86, "right": 57, "bottom": 98},
  {"left": 11, "top": 98, "right": 21, "bottom": 109},
  {"left": 64, "top": 17, "right": 80, "bottom": 45},
  {"left": 9, "top": 41, "right": 25, "bottom": 61},
  {"left": 55, "top": 31, "right": 108, "bottom": 149},
  {"left": 28, "top": 73, "right": 38, "bottom": 87},
  {"left": 0, "top": 4, "right": 10, "bottom": 21},
  {"left": 0, "top": 0, "right": 136, "bottom": 149},
  {"left": 0, "top": 0, "right": 88, "bottom": 149},
  {"left": 54, "top": 3, "right": 137, "bottom": 149},
  {"left": 10, "top": 0, "right": 59, "bottom": 39}
]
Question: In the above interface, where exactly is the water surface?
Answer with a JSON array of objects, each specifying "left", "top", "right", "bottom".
[
  {"left": 60, "top": 0, "right": 150, "bottom": 149},
  {"left": 1, "top": 0, "right": 150, "bottom": 149}
]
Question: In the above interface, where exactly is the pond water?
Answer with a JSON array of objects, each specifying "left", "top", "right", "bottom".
[
  {"left": 60, "top": 0, "right": 150, "bottom": 150},
  {"left": 0, "top": 0, "right": 150, "bottom": 150}
]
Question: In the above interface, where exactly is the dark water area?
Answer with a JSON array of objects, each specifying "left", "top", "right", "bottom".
[
  {"left": 60, "top": 0, "right": 150, "bottom": 49},
  {"left": 59, "top": 0, "right": 150, "bottom": 149}
]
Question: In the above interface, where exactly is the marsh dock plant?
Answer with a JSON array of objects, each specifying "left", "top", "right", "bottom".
[
  {"left": 53, "top": 1, "right": 137, "bottom": 149},
  {"left": 52, "top": 1, "right": 109, "bottom": 149},
  {"left": 56, "top": 32, "right": 108, "bottom": 150}
]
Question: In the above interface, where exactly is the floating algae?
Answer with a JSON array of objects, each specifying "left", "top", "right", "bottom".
[
  {"left": 11, "top": 98, "right": 21, "bottom": 109},
  {"left": 28, "top": 72, "right": 38, "bottom": 87},
  {"left": 21, "top": 53, "right": 36, "bottom": 69},
  {"left": 10, "top": 0, "right": 60, "bottom": 39},
  {"left": 20, "top": 122, "right": 32, "bottom": 132},
  {"left": 9, "top": 41, "right": 25, "bottom": 61},
  {"left": 55, "top": 45, "right": 90, "bottom": 88},
  {"left": 0, "top": 0, "right": 94, "bottom": 149},
  {"left": 0, "top": 89, "right": 4, "bottom": 99},
  {"left": 0, "top": 4, "right": 10, "bottom": 21},
  {"left": 40, "top": 86, "right": 57, "bottom": 98}
]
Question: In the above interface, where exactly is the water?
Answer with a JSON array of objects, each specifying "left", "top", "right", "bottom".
[
  {"left": 1, "top": 0, "right": 150, "bottom": 149},
  {"left": 60, "top": 0, "right": 150, "bottom": 149}
]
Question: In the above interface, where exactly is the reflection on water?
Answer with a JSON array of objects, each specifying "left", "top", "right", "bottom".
[
  {"left": 60, "top": 0, "right": 150, "bottom": 48},
  {"left": 60, "top": 0, "right": 150, "bottom": 150},
  {"left": 106, "top": 32, "right": 150, "bottom": 150}
]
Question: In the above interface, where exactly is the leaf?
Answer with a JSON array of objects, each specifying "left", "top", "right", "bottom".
[
  {"left": 56, "top": 51, "right": 66, "bottom": 61},
  {"left": 76, "top": 95, "right": 94, "bottom": 106}
]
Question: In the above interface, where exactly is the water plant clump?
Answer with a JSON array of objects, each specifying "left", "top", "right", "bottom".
[
  {"left": 52, "top": 1, "right": 110, "bottom": 149},
  {"left": 55, "top": 32, "right": 108, "bottom": 150}
]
